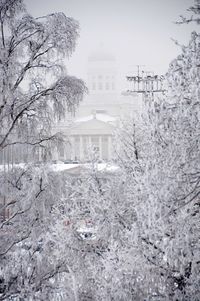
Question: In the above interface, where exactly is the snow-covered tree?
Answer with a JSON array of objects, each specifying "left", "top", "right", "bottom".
[
  {"left": 0, "top": 0, "right": 86, "bottom": 162},
  {"left": 176, "top": 0, "right": 200, "bottom": 25},
  {"left": 113, "top": 3, "right": 200, "bottom": 299},
  {"left": 0, "top": 1, "right": 86, "bottom": 299},
  {"left": 1, "top": 0, "right": 200, "bottom": 300}
]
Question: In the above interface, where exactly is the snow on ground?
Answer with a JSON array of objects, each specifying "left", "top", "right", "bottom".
[
  {"left": 95, "top": 163, "right": 119, "bottom": 172},
  {"left": 51, "top": 163, "right": 120, "bottom": 173},
  {"left": 0, "top": 163, "right": 120, "bottom": 173},
  {"left": 51, "top": 163, "right": 79, "bottom": 172},
  {"left": 0, "top": 163, "right": 26, "bottom": 171}
]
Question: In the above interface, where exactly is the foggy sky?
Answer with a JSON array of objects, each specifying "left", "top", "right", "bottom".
[{"left": 25, "top": 0, "right": 198, "bottom": 80}]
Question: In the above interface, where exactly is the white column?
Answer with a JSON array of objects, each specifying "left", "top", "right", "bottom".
[
  {"left": 80, "top": 136, "right": 83, "bottom": 161},
  {"left": 99, "top": 136, "right": 103, "bottom": 160},
  {"left": 108, "top": 136, "right": 112, "bottom": 161},
  {"left": 71, "top": 136, "right": 75, "bottom": 160}
]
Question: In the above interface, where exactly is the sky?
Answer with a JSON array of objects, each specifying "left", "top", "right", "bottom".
[{"left": 25, "top": 0, "right": 198, "bottom": 81}]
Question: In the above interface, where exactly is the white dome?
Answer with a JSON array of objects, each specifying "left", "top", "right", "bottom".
[{"left": 88, "top": 51, "right": 115, "bottom": 62}]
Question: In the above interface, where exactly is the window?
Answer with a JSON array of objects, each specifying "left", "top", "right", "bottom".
[
  {"left": 75, "top": 137, "right": 80, "bottom": 143},
  {"left": 91, "top": 136, "right": 99, "bottom": 145},
  {"left": 102, "top": 136, "right": 108, "bottom": 143},
  {"left": 105, "top": 82, "right": 110, "bottom": 90},
  {"left": 98, "top": 83, "right": 102, "bottom": 90}
]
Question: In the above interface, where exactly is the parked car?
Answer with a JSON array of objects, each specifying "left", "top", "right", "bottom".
[
  {"left": 72, "top": 160, "right": 79, "bottom": 164},
  {"left": 64, "top": 160, "right": 73, "bottom": 164}
]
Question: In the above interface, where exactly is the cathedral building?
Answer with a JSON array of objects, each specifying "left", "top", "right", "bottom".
[{"left": 53, "top": 50, "right": 140, "bottom": 162}]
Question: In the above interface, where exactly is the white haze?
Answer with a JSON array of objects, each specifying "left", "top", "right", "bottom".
[{"left": 25, "top": 0, "right": 198, "bottom": 83}]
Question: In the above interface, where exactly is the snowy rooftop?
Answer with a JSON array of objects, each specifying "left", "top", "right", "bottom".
[{"left": 75, "top": 113, "right": 116, "bottom": 124}]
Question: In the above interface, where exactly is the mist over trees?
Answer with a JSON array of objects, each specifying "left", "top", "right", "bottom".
[{"left": 0, "top": 0, "right": 200, "bottom": 301}]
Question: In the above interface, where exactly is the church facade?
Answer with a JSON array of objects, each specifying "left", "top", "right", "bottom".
[{"left": 53, "top": 50, "right": 140, "bottom": 162}]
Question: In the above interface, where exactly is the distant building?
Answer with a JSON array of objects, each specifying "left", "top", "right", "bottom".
[
  {"left": 0, "top": 51, "right": 140, "bottom": 165},
  {"left": 53, "top": 50, "right": 140, "bottom": 162}
]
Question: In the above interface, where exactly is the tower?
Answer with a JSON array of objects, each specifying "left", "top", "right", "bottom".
[
  {"left": 76, "top": 49, "right": 120, "bottom": 118},
  {"left": 87, "top": 50, "right": 117, "bottom": 94}
]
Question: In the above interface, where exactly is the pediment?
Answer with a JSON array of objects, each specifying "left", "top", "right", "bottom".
[{"left": 70, "top": 118, "right": 114, "bottom": 135}]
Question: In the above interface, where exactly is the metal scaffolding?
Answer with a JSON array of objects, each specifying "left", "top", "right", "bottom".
[{"left": 125, "top": 65, "right": 165, "bottom": 95}]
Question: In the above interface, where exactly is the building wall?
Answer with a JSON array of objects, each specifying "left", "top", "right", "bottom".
[{"left": 53, "top": 51, "right": 140, "bottom": 162}]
